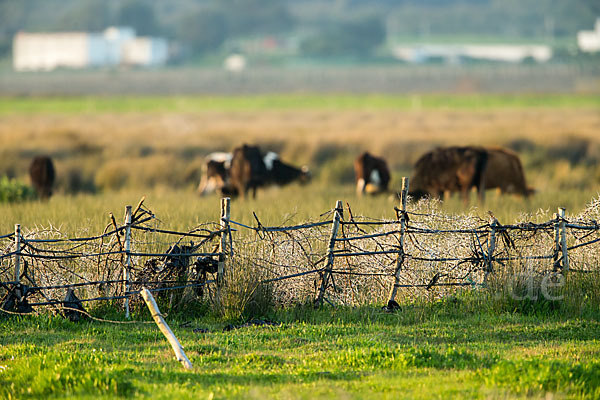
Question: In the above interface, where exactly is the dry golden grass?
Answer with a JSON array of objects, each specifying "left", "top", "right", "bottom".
[
  {"left": 1, "top": 107, "right": 599, "bottom": 185},
  {"left": 1, "top": 103, "right": 599, "bottom": 233}
]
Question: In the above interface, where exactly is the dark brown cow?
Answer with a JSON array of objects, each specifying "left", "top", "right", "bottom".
[
  {"left": 354, "top": 152, "right": 391, "bottom": 195},
  {"left": 409, "top": 146, "right": 488, "bottom": 203},
  {"left": 481, "top": 147, "right": 534, "bottom": 199},
  {"left": 228, "top": 144, "right": 268, "bottom": 199},
  {"left": 29, "top": 155, "right": 56, "bottom": 200}
]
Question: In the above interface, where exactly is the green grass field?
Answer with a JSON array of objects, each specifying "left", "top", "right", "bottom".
[
  {"left": 2, "top": 300, "right": 600, "bottom": 399},
  {"left": 1, "top": 93, "right": 599, "bottom": 115}
]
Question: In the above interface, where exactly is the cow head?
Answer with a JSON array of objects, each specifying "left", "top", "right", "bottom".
[{"left": 299, "top": 165, "right": 311, "bottom": 184}]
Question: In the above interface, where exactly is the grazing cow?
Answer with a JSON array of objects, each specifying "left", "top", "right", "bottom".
[
  {"left": 354, "top": 152, "right": 391, "bottom": 195},
  {"left": 481, "top": 147, "right": 534, "bottom": 199},
  {"left": 29, "top": 155, "right": 55, "bottom": 200},
  {"left": 198, "top": 148, "right": 310, "bottom": 198},
  {"left": 228, "top": 144, "right": 268, "bottom": 199},
  {"left": 197, "top": 152, "right": 232, "bottom": 196},
  {"left": 263, "top": 151, "right": 311, "bottom": 187},
  {"left": 409, "top": 146, "right": 488, "bottom": 203}
]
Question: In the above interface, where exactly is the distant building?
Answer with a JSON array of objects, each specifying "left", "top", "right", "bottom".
[
  {"left": 223, "top": 54, "right": 247, "bottom": 72},
  {"left": 13, "top": 27, "right": 168, "bottom": 71},
  {"left": 577, "top": 18, "right": 600, "bottom": 53},
  {"left": 392, "top": 44, "right": 552, "bottom": 64},
  {"left": 123, "top": 37, "right": 169, "bottom": 66}
]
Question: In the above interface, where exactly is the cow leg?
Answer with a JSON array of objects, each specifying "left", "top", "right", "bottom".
[
  {"left": 477, "top": 186, "right": 486, "bottom": 204},
  {"left": 198, "top": 177, "right": 217, "bottom": 196},
  {"left": 197, "top": 177, "right": 208, "bottom": 195},
  {"left": 460, "top": 188, "right": 470, "bottom": 205},
  {"left": 236, "top": 183, "right": 246, "bottom": 199},
  {"left": 356, "top": 178, "right": 366, "bottom": 196}
]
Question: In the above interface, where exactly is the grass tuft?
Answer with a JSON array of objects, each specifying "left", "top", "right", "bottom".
[{"left": 483, "top": 358, "right": 600, "bottom": 397}]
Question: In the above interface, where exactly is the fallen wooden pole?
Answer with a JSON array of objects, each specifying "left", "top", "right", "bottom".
[{"left": 141, "top": 288, "right": 193, "bottom": 370}]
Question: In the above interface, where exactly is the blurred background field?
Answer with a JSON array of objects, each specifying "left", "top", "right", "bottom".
[{"left": 0, "top": 93, "right": 599, "bottom": 234}]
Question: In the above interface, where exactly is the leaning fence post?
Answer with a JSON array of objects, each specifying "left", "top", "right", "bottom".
[
  {"left": 14, "top": 224, "right": 21, "bottom": 297},
  {"left": 484, "top": 217, "right": 497, "bottom": 285},
  {"left": 388, "top": 177, "right": 409, "bottom": 308},
  {"left": 124, "top": 205, "right": 132, "bottom": 319},
  {"left": 315, "top": 200, "right": 343, "bottom": 307},
  {"left": 218, "top": 197, "right": 231, "bottom": 286},
  {"left": 558, "top": 207, "right": 569, "bottom": 275}
]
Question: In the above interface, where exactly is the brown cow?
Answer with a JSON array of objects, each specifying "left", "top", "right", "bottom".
[
  {"left": 29, "top": 155, "right": 56, "bottom": 200},
  {"left": 481, "top": 147, "right": 534, "bottom": 199},
  {"left": 228, "top": 144, "right": 268, "bottom": 199},
  {"left": 197, "top": 152, "right": 232, "bottom": 196},
  {"left": 409, "top": 146, "right": 488, "bottom": 203},
  {"left": 354, "top": 152, "right": 391, "bottom": 196}
]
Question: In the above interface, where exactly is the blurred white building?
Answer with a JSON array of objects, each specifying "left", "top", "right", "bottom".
[
  {"left": 392, "top": 44, "right": 552, "bottom": 64},
  {"left": 13, "top": 27, "right": 168, "bottom": 71},
  {"left": 577, "top": 18, "right": 600, "bottom": 53}
]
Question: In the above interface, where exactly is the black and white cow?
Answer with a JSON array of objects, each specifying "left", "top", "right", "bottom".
[{"left": 197, "top": 147, "right": 310, "bottom": 198}]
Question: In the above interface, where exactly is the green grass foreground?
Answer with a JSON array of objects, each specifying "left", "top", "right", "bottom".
[
  {"left": 1, "top": 93, "right": 599, "bottom": 115},
  {"left": 1, "top": 300, "right": 600, "bottom": 399}
]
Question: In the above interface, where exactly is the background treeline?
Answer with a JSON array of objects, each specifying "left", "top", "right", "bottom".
[{"left": 0, "top": 0, "right": 599, "bottom": 64}]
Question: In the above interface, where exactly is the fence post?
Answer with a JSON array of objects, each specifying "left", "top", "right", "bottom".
[
  {"left": 124, "top": 205, "right": 132, "bottom": 319},
  {"left": 484, "top": 217, "right": 497, "bottom": 285},
  {"left": 388, "top": 177, "right": 409, "bottom": 308},
  {"left": 553, "top": 212, "right": 561, "bottom": 272},
  {"left": 558, "top": 207, "right": 569, "bottom": 275},
  {"left": 315, "top": 200, "right": 343, "bottom": 307},
  {"left": 14, "top": 224, "right": 21, "bottom": 299},
  {"left": 218, "top": 197, "right": 231, "bottom": 286}
]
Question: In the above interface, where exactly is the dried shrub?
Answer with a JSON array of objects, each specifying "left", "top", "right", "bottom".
[{"left": 209, "top": 249, "right": 275, "bottom": 321}]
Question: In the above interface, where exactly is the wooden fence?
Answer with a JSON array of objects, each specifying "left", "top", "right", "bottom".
[{"left": 1, "top": 178, "right": 600, "bottom": 318}]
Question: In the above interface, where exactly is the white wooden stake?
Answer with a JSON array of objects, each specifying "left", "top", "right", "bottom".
[
  {"left": 124, "top": 205, "right": 132, "bottom": 319},
  {"left": 141, "top": 288, "right": 193, "bottom": 370}
]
